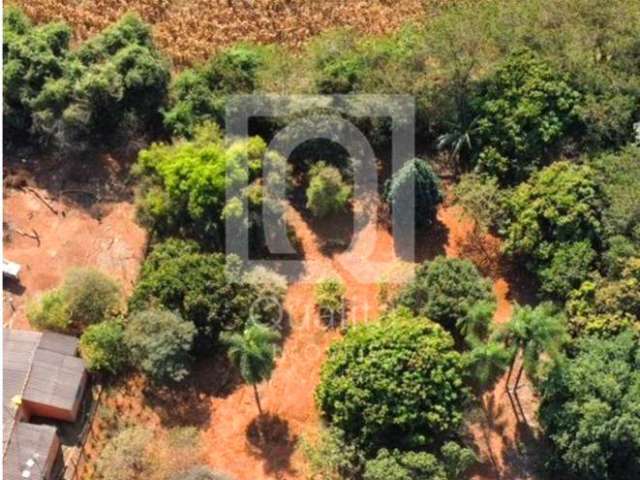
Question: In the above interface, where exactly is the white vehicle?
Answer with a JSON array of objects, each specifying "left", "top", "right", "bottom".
[{"left": 2, "top": 259, "right": 22, "bottom": 280}]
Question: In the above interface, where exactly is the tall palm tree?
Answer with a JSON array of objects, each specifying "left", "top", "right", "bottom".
[
  {"left": 222, "top": 322, "right": 281, "bottom": 415},
  {"left": 457, "top": 300, "right": 496, "bottom": 347},
  {"left": 497, "top": 303, "right": 567, "bottom": 392},
  {"left": 437, "top": 114, "right": 480, "bottom": 175}
]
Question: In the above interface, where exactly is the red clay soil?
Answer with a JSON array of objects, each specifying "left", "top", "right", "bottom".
[
  {"left": 202, "top": 203, "right": 398, "bottom": 479},
  {"left": 437, "top": 203, "right": 541, "bottom": 480},
  {"left": 201, "top": 198, "right": 540, "bottom": 480},
  {"left": 3, "top": 187, "right": 147, "bottom": 330}
]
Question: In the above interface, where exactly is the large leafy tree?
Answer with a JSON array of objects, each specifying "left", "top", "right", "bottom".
[
  {"left": 539, "top": 331, "right": 640, "bottom": 480},
  {"left": 164, "top": 44, "right": 267, "bottom": 137},
  {"left": 472, "top": 49, "right": 581, "bottom": 183},
  {"left": 124, "top": 309, "right": 196, "bottom": 384},
  {"left": 395, "top": 256, "right": 495, "bottom": 334},
  {"left": 133, "top": 125, "right": 288, "bottom": 248},
  {"left": 565, "top": 257, "right": 640, "bottom": 337},
  {"left": 316, "top": 308, "right": 468, "bottom": 451},
  {"left": 3, "top": 8, "right": 70, "bottom": 143},
  {"left": 128, "top": 239, "right": 266, "bottom": 353},
  {"left": 504, "top": 161, "right": 605, "bottom": 298},
  {"left": 5, "top": 11, "right": 170, "bottom": 148},
  {"left": 222, "top": 322, "right": 281, "bottom": 415}
]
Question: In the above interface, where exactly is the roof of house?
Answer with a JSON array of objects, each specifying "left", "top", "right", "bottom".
[
  {"left": 3, "top": 328, "right": 86, "bottom": 478},
  {"left": 3, "top": 423, "right": 58, "bottom": 480}
]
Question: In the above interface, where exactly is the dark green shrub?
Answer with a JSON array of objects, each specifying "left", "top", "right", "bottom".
[
  {"left": 385, "top": 158, "right": 442, "bottom": 230},
  {"left": 164, "top": 44, "right": 267, "bottom": 137},
  {"left": 124, "top": 309, "right": 196, "bottom": 383},
  {"left": 539, "top": 331, "right": 640, "bottom": 479},
  {"left": 79, "top": 320, "right": 128, "bottom": 375},
  {"left": 3, "top": 8, "right": 71, "bottom": 143},
  {"left": 395, "top": 256, "right": 495, "bottom": 333},
  {"left": 129, "top": 240, "right": 267, "bottom": 353}
]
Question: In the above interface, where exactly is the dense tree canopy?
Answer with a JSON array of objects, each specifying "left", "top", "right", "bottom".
[
  {"left": 540, "top": 331, "right": 640, "bottom": 480},
  {"left": 504, "top": 161, "right": 605, "bottom": 298},
  {"left": 164, "top": 44, "right": 268, "bottom": 137},
  {"left": 395, "top": 256, "right": 495, "bottom": 334},
  {"left": 129, "top": 239, "right": 282, "bottom": 353},
  {"left": 124, "top": 309, "right": 196, "bottom": 383},
  {"left": 316, "top": 308, "right": 468, "bottom": 451},
  {"left": 4, "top": 11, "right": 170, "bottom": 148},
  {"left": 472, "top": 49, "right": 581, "bottom": 183},
  {"left": 133, "top": 125, "right": 288, "bottom": 248},
  {"left": 385, "top": 158, "right": 442, "bottom": 230}
]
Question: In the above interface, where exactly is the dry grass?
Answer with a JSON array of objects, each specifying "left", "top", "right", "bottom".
[{"left": 7, "top": 0, "right": 459, "bottom": 67}]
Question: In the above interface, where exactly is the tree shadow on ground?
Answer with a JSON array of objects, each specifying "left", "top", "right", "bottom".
[
  {"left": 245, "top": 413, "right": 299, "bottom": 477},
  {"left": 501, "top": 419, "right": 553, "bottom": 480},
  {"left": 143, "top": 354, "right": 243, "bottom": 429},
  {"left": 290, "top": 193, "right": 355, "bottom": 257},
  {"left": 399, "top": 217, "right": 448, "bottom": 263},
  {"left": 4, "top": 144, "right": 142, "bottom": 220}
]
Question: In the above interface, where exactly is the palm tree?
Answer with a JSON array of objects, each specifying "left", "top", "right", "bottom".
[
  {"left": 437, "top": 114, "right": 480, "bottom": 175},
  {"left": 497, "top": 303, "right": 567, "bottom": 392},
  {"left": 457, "top": 300, "right": 496, "bottom": 347},
  {"left": 222, "top": 322, "right": 281, "bottom": 415}
]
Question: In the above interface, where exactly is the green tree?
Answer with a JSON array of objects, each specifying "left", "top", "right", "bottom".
[
  {"left": 222, "top": 322, "right": 281, "bottom": 415},
  {"left": 539, "top": 331, "right": 640, "bottom": 480},
  {"left": 3, "top": 7, "right": 70, "bottom": 144},
  {"left": 395, "top": 256, "right": 495, "bottom": 333},
  {"left": 453, "top": 173, "right": 504, "bottom": 237},
  {"left": 79, "top": 320, "right": 128, "bottom": 375},
  {"left": 316, "top": 308, "right": 468, "bottom": 451},
  {"left": 473, "top": 49, "right": 581, "bottom": 183},
  {"left": 504, "top": 161, "right": 605, "bottom": 294},
  {"left": 364, "top": 444, "right": 475, "bottom": 480},
  {"left": 10, "top": 13, "right": 171, "bottom": 149},
  {"left": 306, "top": 162, "right": 351, "bottom": 217},
  {"left": 364, "top": 449, "right": 447, "bottom": 480},
  {"left": 129, "top": 240, "right": 263, "bottom": 353},
  {"left": 497, "top": 303, "right": 567, "bottom": 392},
  {"left": 302, "top": 427, "right": 366, "bottom": 480},
  {"left": 385, "top": 158, "right": 442, "bottom": 230},
  {"left": 565, "top": 258, "right": 640, "bottom": 337},
  {"left": 164, "top": 44, "right": 268, "bottom": 137},
  {"left": 133, "top": 126, "right": 287, "bottom": 248},
  {"left": 27, "top": 267, "right": 122, "bottom": 333},
  {"left": 124, "top": 309, "right": 196, "bottom": 384},
  {"left": 315, "top": 277, "right": 347, "bottom": 317}
]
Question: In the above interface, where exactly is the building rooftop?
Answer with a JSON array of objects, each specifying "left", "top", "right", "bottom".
[{"left": 3, "top": 329, "right": 86, "bottom": 479}]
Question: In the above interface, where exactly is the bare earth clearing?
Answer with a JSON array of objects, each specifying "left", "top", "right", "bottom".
[{"left": 3, "top": 155, "right": 147, "bottom": 330}]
